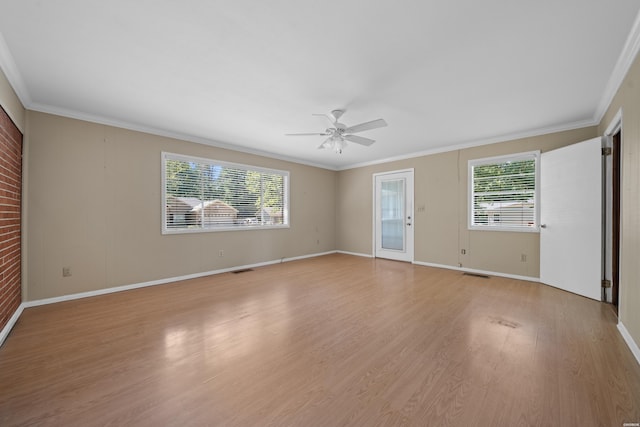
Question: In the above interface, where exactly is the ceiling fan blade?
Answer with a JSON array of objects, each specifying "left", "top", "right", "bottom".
[
  {"left": 344, "top": 134, "right": 376, "bottom": 146},
  {"left": 285, "top": 132, "right": 330, "bottom": 136},
  {"left": 344, "top": 118, "right": 387, "bottom": 134},
  {"left": 312, "top": 113, "right": 335, "bottom": 125}
]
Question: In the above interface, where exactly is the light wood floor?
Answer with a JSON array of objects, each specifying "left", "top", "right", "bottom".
[{"left": 1, "top": 254, "right": 639, "bottom": 426}]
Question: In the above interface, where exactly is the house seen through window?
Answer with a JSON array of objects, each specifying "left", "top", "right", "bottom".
[
  {"left": 469, "top": 151, "right": 539, "bottom": 231},
  {"left": 163, "top": 152, "right": 289, "bottom": 233}
]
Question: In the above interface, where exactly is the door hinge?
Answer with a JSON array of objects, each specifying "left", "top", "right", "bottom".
[
  {"left": 601, "top": 279, "right": 611, "bottom": 288},
  {"left": 602, "top": 147, "right": 612, "bottom": 156}
]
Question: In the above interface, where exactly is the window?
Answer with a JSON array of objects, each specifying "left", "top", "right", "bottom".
[
  {"left": 469, "top": 151, "right": 539, "bottom": 232},
  {"left": 162, "top": 152, "right": 289, "bottom": 233}
]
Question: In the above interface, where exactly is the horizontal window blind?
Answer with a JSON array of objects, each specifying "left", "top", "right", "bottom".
[
  {"left": 163, "top": 153, "right": 289, "bottom": 233},
  {"left": 469, "top": 152, "right": 538, "bottom": 231}
]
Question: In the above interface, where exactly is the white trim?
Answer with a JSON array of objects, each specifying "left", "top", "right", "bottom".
[
  {"left": 594, "top": 11, "right": 640, "bottom": 124},
  {"left": 0, "top": 32, "right": 31, "bottom": 106},
  {"left": 618, "top": 322, "right": 640, "bottom": 366},
  {"left": 281, "top": 251, "right": 336, "bottom": 262},
  {"left": 468, "top": 151, "right": 540, "bottom": 233},
  {"left": 22, "top": 251, "right": 336, "bottom": 309},
  {"left": 338, "top": 119, "right": 595, "bottom": 171},
  {"left": 412, "top": 260, "right": 540, "bottom": 283},
  {"left": 0, "top": 31, "right": 601, "bottom": 175},
  {"left": 0, "top": 32, "right": 28, "bottom": 132},
  {"left": 163, "top": 151, "right": 290, "bottom": 176},
  {"left": 468, "top": 150, "right": 539, "bottom": 167},
  {"left": 0, "top": 303, "right": 25, "bottom": 347},
  {"left": 372, "top": 169, "right": 415, "bottom": 263},
  {"left": 336, "top": 250, "right": 374, "bottom": 258},
  {"left": 0, "top": 251, "right": 336, "bottom": 348},
  {"left": 162, "top": 151, "right": 290, "bottom": 234},
  {"left": 1, "top": 8, "right": 638, "bottom": 172},
  {"left": 371, "top": 168, "right": 415, "bottom": 259},
  {"left": 26, "top": 98, "right": 598, "bottom": 174},
  {"left": 372, "top": 168, "right": 415, "bottom": 177},
  {"left": 604, "top": 108, "right": 623, "bottom": 137},
  {"left": 29, "top": 101, "right": 337, "bottom": 171}
]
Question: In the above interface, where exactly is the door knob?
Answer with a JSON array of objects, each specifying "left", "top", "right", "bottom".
[{"left": 540, "top": 224, "right": 547, "bottom": 228}]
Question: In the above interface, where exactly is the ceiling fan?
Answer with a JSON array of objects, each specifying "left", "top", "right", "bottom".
[{"left": 286, "top": 109, "right": 387, "bottom": 154}]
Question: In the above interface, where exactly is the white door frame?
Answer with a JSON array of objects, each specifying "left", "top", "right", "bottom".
[{"left": 372, "top": 169, "right": 414, "bottom": 262}]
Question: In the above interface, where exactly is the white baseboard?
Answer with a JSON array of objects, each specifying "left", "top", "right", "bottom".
[
  {"left": 412, "top": 260, "right": 540, "bottom": 283},
  {"left": 0, "top": 302, "right": 25, "bottom": 347},
  {"left": 0, "top": 251, "right": 336, "bottom": 346},
  {"left": 336, "top": 250, "right": 374, "bottom": 258},
  {"left": 1, "top": 251, "right": 340, "bottom": 348},
  {"left": 618, "top": 322, "right": 640, "bottom": 366},
  {"left": 22, "top": 250, "right": 338, "bottom": 310},
  {"left": 282, "top": 250, "right": 337, "bottom": 262}
]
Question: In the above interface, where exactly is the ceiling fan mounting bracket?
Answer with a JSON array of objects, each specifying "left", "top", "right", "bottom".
[{"left": 331, "top": 109, "right": 345, "bottom": 121}]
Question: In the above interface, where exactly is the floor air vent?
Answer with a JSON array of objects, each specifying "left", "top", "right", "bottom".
[
  {"left": 231, "top": 268, "right": 254, "bottom": 274},
  {"left": 463, "top": 272, "right": 490, "bottom": 279}
]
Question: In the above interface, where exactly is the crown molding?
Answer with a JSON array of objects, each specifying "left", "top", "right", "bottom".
[
  {"left": 0, "top": 31, "right": 31, "bottom": 107},
  {"left": 594, "top": 9, "right": 640, "bottom": 124},
  {"left": 28, "top": 101, "right": 338, "bottom": 171},
  {"left": 337, "top": 118, "right": 597, "bottom": 171},
  {"left": 27, "top": 100, "right": 600, "bottom": 173},
  {"left": 4, "top": 8, "right": 640, "bottom": 174}
]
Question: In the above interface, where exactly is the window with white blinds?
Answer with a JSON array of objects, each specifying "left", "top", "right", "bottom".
[
  {"left": 162, "top": 152, "right": 289, "bottom": 233},
  {"left": 469, "top": 151, "right": 539, "bottom": 231}
]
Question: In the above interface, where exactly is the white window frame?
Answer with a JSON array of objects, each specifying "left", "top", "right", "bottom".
[
  {"left": 162, "top": 152, "right": 290, "bottom": 234},
  {"left": 468, "top": 151, "right": 540, "bottom": 232}
]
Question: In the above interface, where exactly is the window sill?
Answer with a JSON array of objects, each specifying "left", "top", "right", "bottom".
[
  {"left": 162, "top": 224, "right": 290, "bottom": 235},
  {"left": 468, "top": 225, "right": 540, "bottom": 233}
]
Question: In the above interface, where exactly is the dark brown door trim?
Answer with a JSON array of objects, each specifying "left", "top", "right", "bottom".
[{"left": 612, "top": 130, "right": 621, "bottom": 312}]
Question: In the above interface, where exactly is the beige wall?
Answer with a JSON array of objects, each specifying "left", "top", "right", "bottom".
[
  {"left": 337, "top": 126, "right": 598, "bottom": 278},
  {"left": 0, "top": 68, "right": 24, "bottom": 132},
  {"left": 598, "top": 52, "right": 640, "bottom": 351},
  {"left": 13, "top": 53, "right": 640, "bottom": 352},
  {"left": 25, "top": 111, "right": 336, "bottom": 300}
]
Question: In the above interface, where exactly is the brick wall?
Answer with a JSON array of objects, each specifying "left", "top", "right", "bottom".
[{"left": 0, "top": 105, "right": 22, "bottom": 332}]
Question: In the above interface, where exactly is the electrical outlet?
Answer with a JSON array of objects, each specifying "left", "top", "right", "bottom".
[
  {"left": 521, "top": 254, "right": 527, "bottom": 262},
  {"left": 316, "top": 239, "right": 320, "bottom": 245},
  {"left": 219, "top": 250, "right": 224, "bottom": 257},
  {"left": 62, "top": 267, "right": 72, "bottom": 277},
  {"left": 461, "top": 249, "right": 466, "bottom": 255}
]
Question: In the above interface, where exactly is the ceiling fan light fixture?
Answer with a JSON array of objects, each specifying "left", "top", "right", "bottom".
[{"left": 319, "top": 138, "right": 333, "bottom": 150}]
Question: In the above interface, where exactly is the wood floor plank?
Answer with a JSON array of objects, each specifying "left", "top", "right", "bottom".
[{"left": 1, "top": 254, "right": 639, "bottom": 426}]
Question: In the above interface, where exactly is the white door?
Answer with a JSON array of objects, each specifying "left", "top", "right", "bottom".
[
  {"left": 374, "top": 170, "right": 414, "bottom": 262},
  {"left": 540, "top": 137, "right": 602, "bottom": 300}
]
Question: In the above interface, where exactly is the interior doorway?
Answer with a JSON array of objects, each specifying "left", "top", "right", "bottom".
[
  {"left": 611, "top": 129, "right": 622, "bottom": 313},
  {"left": 611, "top": 129, "right": 621, "bottom": 311},
  {"left": 604, "top": 110, "right": 622, "bottom": 313}
]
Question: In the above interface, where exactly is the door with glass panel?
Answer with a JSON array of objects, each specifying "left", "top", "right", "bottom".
[{"left": 374, "top": 170, "right": 414, "bottom": 262}]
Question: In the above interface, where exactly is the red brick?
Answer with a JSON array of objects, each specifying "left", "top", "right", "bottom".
[{"left": 0, "top": 104, "right": 22, "bottom": 333}]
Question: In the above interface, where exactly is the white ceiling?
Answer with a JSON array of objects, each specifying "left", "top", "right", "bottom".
[{"left": 1, "top": 1, "right": 639, "bottom": 170}]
